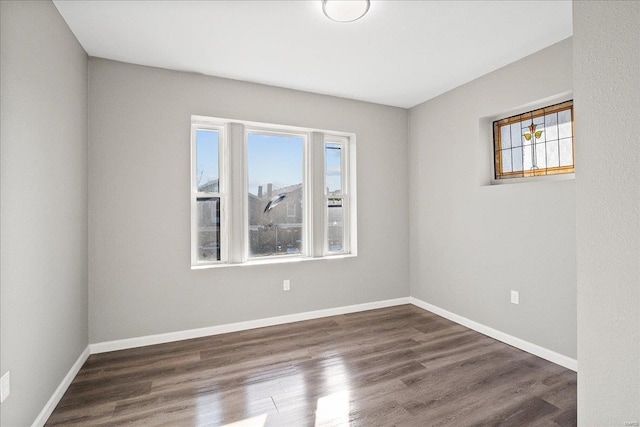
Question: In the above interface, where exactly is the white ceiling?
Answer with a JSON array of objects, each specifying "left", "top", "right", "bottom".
[{"left": 53, "top": 0, "right": 572, "bottom": 108}]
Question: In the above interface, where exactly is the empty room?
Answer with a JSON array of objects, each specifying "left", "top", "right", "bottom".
[{"left": 1, "top": 0, "right": 638, "bottom": 426}]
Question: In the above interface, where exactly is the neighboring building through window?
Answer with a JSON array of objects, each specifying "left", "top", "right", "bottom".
[
  {"left": 247, "top": 132, "right": 305, "bottom": 258},
  {"left": 493, "top": 100, "right": 574, "bottom": 180},
  {"left": 193, "top": 128, "right": 223, "bottom": 263},
  {"left": 325, "top": 139, "right": 348, "bottom": 254},
  {"left": 191, "top": 117, "right": 357, "bottom": 267}
]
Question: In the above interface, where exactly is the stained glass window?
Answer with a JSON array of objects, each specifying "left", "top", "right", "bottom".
[{"left": 493, "top": 100, "right": 574, "bottom": 180}]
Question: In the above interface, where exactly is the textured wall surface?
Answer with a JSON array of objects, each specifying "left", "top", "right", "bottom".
[
  {"left": 88, "top": 58, "right": 409, "bottom": 343},
  {"left": 574, "top": 1, "right": 640, "bottom": 424},
  {"left": 0, "top": 1, "right": 88, "bottom": 426},
  {"left": 408, "top": 38, "right": 576, "bottom": 358}
]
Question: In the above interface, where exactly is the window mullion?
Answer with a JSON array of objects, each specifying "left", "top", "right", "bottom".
[
  {"left": 347, "top": 136, "right": 357, "bottom": 256},
  {"left": 340, "top": 138, "right": 350, "bottom": 254},
  {"left": 190, "top": 124, "right": 199, "bottom": 266},
  {"left": 228, "top": 122, "right": 245, "bottom": 263},
  {"left": 311, "top": 132, "right": 325, "bottom": 257}
]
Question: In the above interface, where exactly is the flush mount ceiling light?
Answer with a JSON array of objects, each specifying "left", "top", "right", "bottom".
[{"left": 322, "top": 0, "right": 370, "bottom": 23}]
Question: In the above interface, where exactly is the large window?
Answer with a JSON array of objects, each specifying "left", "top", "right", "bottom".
[
  {"left": 493, "top": 100, "right": 574, "bottom": 180},
  {"left": 191, "top": 117, "right": 356, "bottom": 267}
]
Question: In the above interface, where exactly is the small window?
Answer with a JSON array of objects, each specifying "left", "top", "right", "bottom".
[
  {"left": 192, "top": 127, "right": 224, "bottom": 264},
  {"left": 493, "top": 100, "right": 574, "bottom": 180},
  {"left": 325, "top": 139, "right": 348, "bottom": 254}
]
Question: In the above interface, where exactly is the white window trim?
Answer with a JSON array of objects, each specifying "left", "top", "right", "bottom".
[
  {"left": 190, "top": 115, "right": 357, "bottom": 269},
  {"left": 190, "top": 122, "right": 228, "bottom": 266},
  {"left": 243, "top": 126, "right": 311, "bottom": 261},
  {"left": 324, "top": 136, "right": 350, "bottom": 255}
]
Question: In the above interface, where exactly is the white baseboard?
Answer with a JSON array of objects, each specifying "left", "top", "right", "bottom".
[
  {"left": 89, "top": 297, "right": 577, "bottom": 373},
  {"left": 31, "top": 345, "right": 90, "bottom": 427},
  {"left": 90, "top": 297, "right": 411, "bottom": 354},
  {"left": 409, "top": 297, "right": 577, "bottom": 372}
]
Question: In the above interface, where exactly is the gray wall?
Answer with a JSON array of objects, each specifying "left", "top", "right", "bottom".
[
  {"left": 574, "top": 1, "right": 640, "bottom": 424},
  {"left": 408, "top": 38, "right": 576, "bottom": 358},
  {"left": 0, "top": 1, "right": 88, "bottom": 426},
  {"left": 88, "top": 58, "right": 409, "bottom": 343}
]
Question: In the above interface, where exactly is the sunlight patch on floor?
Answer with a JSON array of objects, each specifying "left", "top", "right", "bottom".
[
  {"left": 222, "top": 413, "right": 268, "bottom": 427},
  {"left": 315, "top": 390, "right": 350, "bottom": 426}
]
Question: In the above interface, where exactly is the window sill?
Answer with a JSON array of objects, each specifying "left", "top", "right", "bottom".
[
  {"left": 191, "top": 253, "right": 356, "bottom": 270},
  {"left": 490, "top": 172, "right": 575, "bottom": 186}
]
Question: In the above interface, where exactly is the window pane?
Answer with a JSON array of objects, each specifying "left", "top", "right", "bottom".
[
  {"left": 328, "top": 198, "right": 344, "bottom": 252},
  {"left": 544, "top": 113, "right": 558, "bottom": 141},
  {"left": 326, "top": 143, "right": 342, "bottom": 194},
  {"left": 558, "top": 109, "right": 572, "bottom": 139},
  {"left": 248, "top": 133, "right": 304, "bottom": 257},
  {"left": 522, "top": 119, "right": 533, "bottom": 146},
  {"left": 501, "top": 149, "right": 513, "bottom": 173},
  {"left": 500, "top": 125, "right": 511, "bottom": 149},
  {"left": 523, "top": 144, "right": 533, "bottom": 170},
  {"left": 546, "top": 140, "right": 560, "bottom": 168},
  {"left": 512, "top": 146, "right": 523, "bottom": 172},
  {"left": 196, "top": 130, "right": 219, "bottom": 193},
  {"left": 559, "top": 138, "right": 574, "bottom": 167},
  {"left": 535, "top": 143, "right": 547, "bottom": 169},
  {"left": 511, "top": 123, "right": 522, "bottom": 147},
  {"left": 536, "top": 121, "right": 547, "bottom": 143},
  {"left": 197, "top": 197, "right": 220, "bottom": 262},
  {"left": 533, "top": 115, "right": 545, "bottom": 126}
]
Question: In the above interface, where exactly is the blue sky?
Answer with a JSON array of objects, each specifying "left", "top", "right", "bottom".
[
  {"left": 326, "top": 143, "right": 342, "bottom": 194},
  {"left": 247, "top": 133, "right": 303, "bottom": 195},
  {"left": 196, "top": 130, "right": 219, "bottom": 188},
  {"left": 197, "top": 130, "right": 341, "bottom": 195}
]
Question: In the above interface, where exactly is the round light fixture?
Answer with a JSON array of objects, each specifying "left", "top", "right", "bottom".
[{"left": 322, "top": 0, "right": 370, "bottom": 23}]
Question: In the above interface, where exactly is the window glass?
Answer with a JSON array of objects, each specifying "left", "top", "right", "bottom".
[
  {"left": 197, "top": 197, "right": 220, "bottom": 262},
  {"left": 501, "top": 149, "right": 513, "bottom": 173},
  {"left": 196, "top": 130, "right": 219, "bottom": 192},
  {"left": 247, "top": 133, "right": 304, "bottom": 257},
  {"left": 326, "top": 143, "right": 342, "bottom": 194},
  {"left": 327, "top": 198, "right": 344, "bottom": 252}
]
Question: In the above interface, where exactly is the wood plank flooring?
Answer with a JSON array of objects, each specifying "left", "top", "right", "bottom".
[{"left": 46, "top": 305, "right": 576, "bottom": 426}]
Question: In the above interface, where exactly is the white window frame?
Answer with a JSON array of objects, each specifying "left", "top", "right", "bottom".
[
  {"left": 190, "top": 121, "right": 228, "bottom": 266},
  {"left": 243, "top": 127, "right": 311, "bottom": 261},
  {"left": 190, "top": 115, "right": 357, "bottom": 268},
  {"left": 324, "top": 136, "right": 350, "bottom": 255}
]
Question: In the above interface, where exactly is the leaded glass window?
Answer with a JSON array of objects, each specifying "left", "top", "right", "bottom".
[{"left": 493, "top": 100, "right": 574, "bottom": 180}]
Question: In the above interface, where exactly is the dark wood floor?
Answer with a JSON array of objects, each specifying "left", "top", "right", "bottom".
[{"left": 46, "top": 305, "right": 576, "bottom": 426}]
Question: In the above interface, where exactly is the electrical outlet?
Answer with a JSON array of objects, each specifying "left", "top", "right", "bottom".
[
  {"left": 510, "top": 290, "right": 519, "bottom": 305},
  {"left": 1, "top": 371, "right": 10, "bottom": 403},
  {"left": 283, "top": 279, "right": 290, "bottom": 292}
]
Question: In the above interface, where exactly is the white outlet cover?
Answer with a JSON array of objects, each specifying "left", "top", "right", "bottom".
[
  {"left": 283, "top": 280, "right": 290, "bottom": 291},
  {"left": 1, "top": 371, "right": 9, "bottom": 403},
  {"left": 510, "top": 290, "right": 519, "bottom": 304}
]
